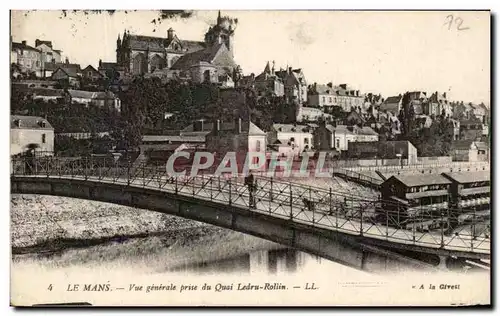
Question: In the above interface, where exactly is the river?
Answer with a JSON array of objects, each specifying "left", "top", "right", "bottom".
[{"left": 10, "top": 196, "right": 490, "bottom": 306}]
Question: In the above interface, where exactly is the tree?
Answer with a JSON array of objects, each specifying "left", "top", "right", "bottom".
[{"left": 398, "top": 92, "right": 415, "bottom": 137}]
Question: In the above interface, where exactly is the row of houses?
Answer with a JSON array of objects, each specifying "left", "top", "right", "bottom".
[
  {"left": 17, "top": 87, "right": 121, "bottom": 111},
  {"left": 9, "top": 113, "right": 490, "bottom": 170},
  {"left": 11, "top": 39, "right": 63, "bottom": 77},
  {"left": 381, "top": 91, "right": 490, "bottom": 124}
]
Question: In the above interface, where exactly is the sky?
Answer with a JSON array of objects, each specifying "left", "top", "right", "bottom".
[{"left": 10, "top": 10, "right": 490, "bottom": 104}]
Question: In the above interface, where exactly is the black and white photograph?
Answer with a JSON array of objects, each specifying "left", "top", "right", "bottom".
[{"left": 8, "top": 9, "right": 491, "bottom": 307}]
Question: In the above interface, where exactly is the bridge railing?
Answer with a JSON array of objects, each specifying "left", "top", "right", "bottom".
[{"left": 10, "top": 157, "right": 490, "bottom": 254}]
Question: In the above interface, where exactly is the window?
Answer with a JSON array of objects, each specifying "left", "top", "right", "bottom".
[
  {"left": 335, "top": 139, "right": 340, "bottom": 148},
  {"left": 256, "top": 140, "right": 261, "bottom": 152},
  {"left": 329, "top": 97, "right": 332, "bottom": 103},
  {"left": 322, "top": 97, "right": 325, "bottom": 103},
  {"left": 42, "top": 133, "right": 46, "bottom": 144},
  {"left": 304, "top": 138, "right": 309, "bottom": 144}
]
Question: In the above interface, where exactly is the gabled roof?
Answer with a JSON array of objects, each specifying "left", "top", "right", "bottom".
[
  {"left": 385, "top": 96, "right": 402, "bottom": 104},
  {"left": 35, "top": 39, "right": 53, "bottom": 48},
  {"left": 442, "top": 171, "right": 490, "bottom": 184},
  {"left": 390, "top": 174, "right": 451, "bottom": 187},
  {"left": 11, "top": 115, "right": 53, "bottom": 130},
  {"left": 170, "top": 43, "right": 226, "bottom": 70},
  {"left": 83, "top": 65, "right": 103, "bottom": 75},
  {"left": 53, "top": 67, "right": 80, "bottom": 78},
  {"left": 249, "top": 122, "right": 266, "bottom": 135}
]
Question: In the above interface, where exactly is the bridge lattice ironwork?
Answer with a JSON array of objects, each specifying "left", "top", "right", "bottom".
[{"left": 10, "top": 157, "right": 490, "bottom": 255}]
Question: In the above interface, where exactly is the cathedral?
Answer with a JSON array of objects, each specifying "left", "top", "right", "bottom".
[{"left": 116, "top": 11, "right": 238, "bottom": 82}]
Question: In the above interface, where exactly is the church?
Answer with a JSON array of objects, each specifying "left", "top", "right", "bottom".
[{"left": 115, "top": 11, "right": 238, "bottom": 83}]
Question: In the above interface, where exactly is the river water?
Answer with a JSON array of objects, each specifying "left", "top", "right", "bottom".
[
  {"left": 11, "top": 230, "right": 370, "bottom": 277},
  {"left": 10, "top": 216, "right": 490, "bottom": 306}
]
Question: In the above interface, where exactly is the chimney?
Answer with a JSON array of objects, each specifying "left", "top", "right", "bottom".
[
  {"left": 443, "top": 92, "right": 447, "bottom": 99},
  {"left": 167, "top": 28, "right": 174, "bottom": 40},
  {"left": 21, "top": 40, "right": 27, "bottom": 46},
  {"left": 99, "top": 59, "right": 102, "bottom": 68},
  {"left": 213, "top": 119, "right": 221, "bottom": 135},
  {"left": 235, "top": 117, "right": 242, "bottom": 133},
  {"left": 288, "top": 67, "right": 292, "bottom": 74}
]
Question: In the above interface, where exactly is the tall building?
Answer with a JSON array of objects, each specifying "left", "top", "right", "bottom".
[
  {"left": 11, "top": 40, "right": 42, "bottom": 77},
  {"left": 253, "top": 61, "right": 285, "bottom": 97},
  {"left": 275, "top": 67, "right": 308, "bottom": 105},
  {"left": 116, "top": 11, "right": 237, "bottom": 78}
]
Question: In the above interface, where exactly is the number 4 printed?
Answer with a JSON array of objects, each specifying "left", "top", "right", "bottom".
[{"left": 47, "top": 284, "right": 53, "bottom": 291}]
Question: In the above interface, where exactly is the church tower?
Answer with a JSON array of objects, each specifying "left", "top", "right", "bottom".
[{"left": 204, "top": 10, "right": 236, "bottom": 57}]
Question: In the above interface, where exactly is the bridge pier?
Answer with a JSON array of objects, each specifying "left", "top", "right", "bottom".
[{"left": 438, "top": 255, "right": 448, "bottom": 270}]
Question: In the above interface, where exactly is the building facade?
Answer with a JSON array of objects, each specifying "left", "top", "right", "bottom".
[
  {"left": 314, "top": 123, "right": 378, "bottom": 152},
  {"left": 275, "top": 67, "right": 308, "bottom": 105},
  {"left": 268, "top": 124, "right": 314, "bottom": 155},
  {"left": 11, "top": 115, "right": 54, "bottom": 156},
  {"left": 380, "top": 174, "right": 451, "bottom": 230},
  {"left": 11, "top": 41, "right": 42, "bottom": 77},
  {"left": 254, "top": 61, "right": 285, "bottom": 97},
  {"left": 205, "top": 118, "right": 267, "bottom": 171},
  {"left": 308, "top": 83, "right": 363, "bottom": 112}
]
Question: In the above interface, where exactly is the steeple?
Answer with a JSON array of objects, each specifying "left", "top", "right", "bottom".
[
  {"left": 264, "top": 61, "right": 271, "bottom": 74},
  {"left": 217, "top": 10, "right": 222, "bottom": 25},
  {"left": 271, "top": 60, "right": 275, "bottom": 75}
]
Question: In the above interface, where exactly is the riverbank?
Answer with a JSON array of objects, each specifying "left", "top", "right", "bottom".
[{"left": 11, "top": 194, "right": 276, "bottom": 255}]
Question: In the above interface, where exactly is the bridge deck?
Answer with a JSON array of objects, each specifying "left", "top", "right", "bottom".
[{"left": 12, "top": 173, "right": 490, "bottom": 256}]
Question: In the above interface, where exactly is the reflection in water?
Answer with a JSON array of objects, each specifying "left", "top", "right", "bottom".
[
  {"left": 168, "top": 248, "right": 325, "bottom": 275},
  {"left": 12, "top": 230, "right": 361, "bottom": 277}
]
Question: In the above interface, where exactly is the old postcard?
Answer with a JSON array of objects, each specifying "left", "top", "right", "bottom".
[{"left": 9, "top": 10, "right": 491, "bottom": 307}]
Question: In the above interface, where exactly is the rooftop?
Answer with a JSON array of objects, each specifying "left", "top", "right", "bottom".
[
  {"left": 170, "top": 43, "right": 226, "bottom": 70},
  {"left": 384, "top": 96, "right": 402, "bottom": 104},
  {"left": 12, "top": 42, "right": 40, "bottom": 52},
  {"left": 273, "top": 123, "right": 311, "bottom": 133},
  {"left": 11, "top": 115, "right": 53, "bottom": 130},
  {"left": 390, "top": 174, "right": 451, "bottom": 187},
  {"left": 442, "top": 171, "right": 490, "bottom": 184},
  {"left": 142, "top": 135, "right": 205, "bottom": 143}
]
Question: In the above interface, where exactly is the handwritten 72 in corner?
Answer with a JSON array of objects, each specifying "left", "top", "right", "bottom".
[{"left": 444, "top": 14, "right": 470, "bottom": 31}]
